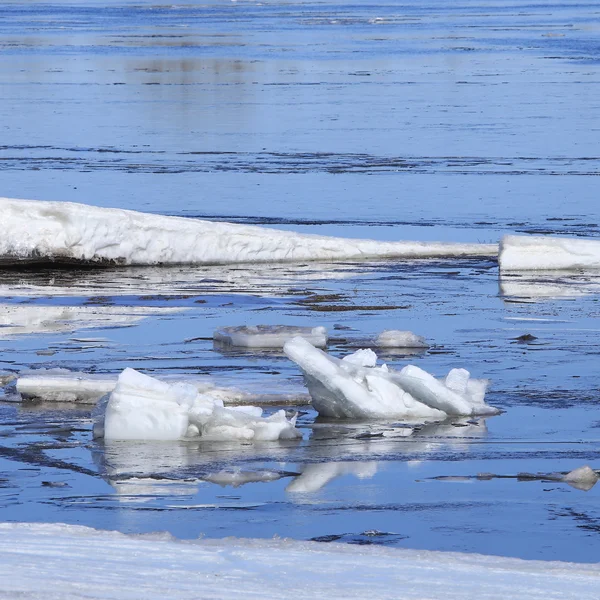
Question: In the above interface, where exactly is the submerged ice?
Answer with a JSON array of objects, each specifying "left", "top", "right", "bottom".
[
  {"left": 95, "top": 368, "right": 300, "bottom": 441},
  {"left": 214, "top": 325, "right": 328, "bottom": 348},
  {"left": 284, "top": 337, "right": 498, "bottom": 419},
  {"left": 0, "top": 198, "right": 496, "bottom": 266}
]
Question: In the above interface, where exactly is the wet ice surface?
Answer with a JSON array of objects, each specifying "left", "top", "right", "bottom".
[{"left": 1, "top": 0, "right": 600, "bottom": 564}]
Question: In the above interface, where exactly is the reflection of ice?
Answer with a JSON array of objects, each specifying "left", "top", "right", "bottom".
[
  {"left": 500, "top": 234, "right": 600, "bottom": 271},
  {"left": 286, "top": 461, "right": 377, "bottom": 493},
  {"left": 500, "top": 271, "right": 600, "bottom": 299},
  {"left": 0, "top": 197, "right": 496, "bottom": 266},
  {"left": 284, "top": 337, "right": 498, "bottom": 419},
  {"left": 0, "top": 304, "right": 183, "bottom": 339}
]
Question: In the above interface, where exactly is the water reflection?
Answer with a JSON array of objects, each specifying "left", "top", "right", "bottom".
[
  {"left": 499, "top": 271, "right": 600, "bottom": 300},
  {"left": 95, "top": 418, "right": 489, "bottom": 497}
]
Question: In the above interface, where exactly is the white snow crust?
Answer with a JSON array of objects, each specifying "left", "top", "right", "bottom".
[
  {"left": 499, "top": 235, "right": 600, "bottom": 271},
  {"left": 375, "top": 330, "right": 429, "bottom": 348},
  {"left": 98, "top": 368, "right": 300, "bottom": 441},
  {"left": 284, "top": 337, "right": 497, "bottom": 419},
  {"left": 214, "top": 325, "right": 328, "bottom": 348},
  {"left": 0, "top": 198, "right": 496, "bottom": 266},
  {"left": 1, "top": 522, "right": 599, "bottom": 600}
]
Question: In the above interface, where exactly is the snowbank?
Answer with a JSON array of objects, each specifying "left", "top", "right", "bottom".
[
  {"left": 214, "top": 325, "right": 328, "bottom": 348},
  {"left": 284, "top": 337, "right": 498, "bottom": 419},
  {"left": 0, "top": 522, "right": 598, "bottom": 600},
  {"left": 97, "top": 368, "right": 300, "bottom": 441},
  {"left": 0, "top": 198, "right": 496, "bottom": 266},
  {"left": 499, "top": 235, "right": 600, "bottom": 271}
]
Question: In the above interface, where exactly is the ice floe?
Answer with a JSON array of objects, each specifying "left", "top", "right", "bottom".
[
  {"left": 375, "top": 330, "right": 429, "bottom": 348},
  {"left": 499, "top": 235, "right": 600, "bottom": 271},
  {"left": 214, "top": 325, "right": 328, "bottom": 348},
  {"left": 0, "top": 198, "right": 496, "bottom": 266},
  {"left": 96, "top": 368, "right": 300, "bottom": 441},
  {"left": 284, "top": 337, "right": 498, "bottom": 419}
]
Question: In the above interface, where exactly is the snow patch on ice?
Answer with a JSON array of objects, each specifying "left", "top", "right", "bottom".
[{"left": 284, "top": 337, "right": 497, "bottom": 420}]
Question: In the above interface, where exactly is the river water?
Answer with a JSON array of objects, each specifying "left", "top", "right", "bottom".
[{"left": 1, "top": 0, "right": 600, "bottom": 562}]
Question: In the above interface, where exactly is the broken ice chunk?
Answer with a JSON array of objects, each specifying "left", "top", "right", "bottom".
[
  {"left": 375, "top": 330, "right": 429, "bottom": 349},
  {"left": 283, "top": 337, "right": 498, "bottom": 420},
  {"left": 562, "top": 465, "right": 599, "bottom": 491},
  {"left": 98, "top": 368, "right": 300, "bottom": 442},
  {"left": 214, "top": 325, "right": 327, "bottom": 349}
]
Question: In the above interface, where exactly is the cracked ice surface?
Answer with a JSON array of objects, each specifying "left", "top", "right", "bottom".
[
  {"left": 284, "top": 337, "right": 498, "bottom": 419},
  {"left": 0, "top": 198, "right": 496, "bottom": 266}
]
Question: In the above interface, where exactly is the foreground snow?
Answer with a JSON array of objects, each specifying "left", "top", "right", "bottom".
[
  {"left": 500, "top": 235, "right": 600, "bottom": 271},
  {"left": 0, "top": 198, "right": 496, "bottom": 266},
  {"left": 0, "top": 523, "right": 598, "bottom": 600},
  {"left": 96, "top": 368, "right": 300, "bottom": 441},
  {"left": 284, "top": 337, "right": 498, "bottom": 419}
]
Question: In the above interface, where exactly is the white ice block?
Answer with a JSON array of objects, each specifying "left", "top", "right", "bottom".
[
  {"left": 0, "top": 197, "right": 496, "bottom": 266},
  {"left": 499, "top": 235, "right": 600, "bottom": 271},
  {"left": 98, "top": 368, "right": 300, "bottom": 442},
  {"left": 214, "top": 325, "right": 328, "bottom": 348},
  {"left": 284, "top": 337, "right": 497, "bottom": 420}
]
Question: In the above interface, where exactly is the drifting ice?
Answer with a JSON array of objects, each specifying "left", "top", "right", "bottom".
[
  {"left": 0, "top": 198, "right": 496, "bottom": 266},
  {"left": 499, "top": 235, "right": 600, "bottom": 271},
  {"left": 96, "top": 368, "right": 300, "bottom": 441},
  {"left": 284, "top": 337, "right": 497, "bottom": 419},
  {"left": 375, "top": 330, "right": 429, "bottom": 348},
  {"left": 214, "top": 325, "right": 328, "bottom": 348}
]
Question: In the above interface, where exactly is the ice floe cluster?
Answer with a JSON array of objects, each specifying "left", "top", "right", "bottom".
[
  {"left": 0, "top": 198, "right": 496, "bottom": 266},
  {"left": 284, "top": 337, "right": 498, "bottom": 419},
  {"left": 94, "top": 368, "right": 300, "bottom": 442}
]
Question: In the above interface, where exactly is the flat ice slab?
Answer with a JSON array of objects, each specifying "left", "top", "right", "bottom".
[
  {"left": 284, "top": 337, "right": 498, "bottom": 419},
  {"left": 0, "top": 198, "right": 496, "bottom": 266},
  {"left": 14, "top": 369, "right": 307, "bottom": 406},
  {"left": 1, "top": 522, "right": 599, "bottom": 600},
  {"left": 98, "top": 368, "right": 301, "bottom": 441},
  {"left": 500, "top": 235, "right": 600, "bottom": 271},
  {"left": 214, "top": 325, "right": 328, "bottom": 348}
]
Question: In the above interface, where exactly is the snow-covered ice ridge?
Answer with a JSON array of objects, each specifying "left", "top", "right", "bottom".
[
  {"left": 0, "top": 198, "right": 496, "bottom": 266},
  {"left": 500, "top": 235, "right": 600, "bottom": 271},
  {"left": 284, "top": 337, "right": 498, "bottom": 419},
  {"left": 95, "top": 368, "right": 300, "bottom": 441},
  {"left": 1, "top": 523, "right": 599, "bottom": 600}
]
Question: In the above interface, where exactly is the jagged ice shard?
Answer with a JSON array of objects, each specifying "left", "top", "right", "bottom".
[
  {"left": 284, "top": 337, "right": 498, "bottom": 419},
  {"left": 0, "top": 198, "right": 496, "bottom": 266},
  {"left": 499, "top": 235, "right": 600, "bottom": 271},
  {"left": 96, "top": 368, "right": 300, "bottom": 441}
]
